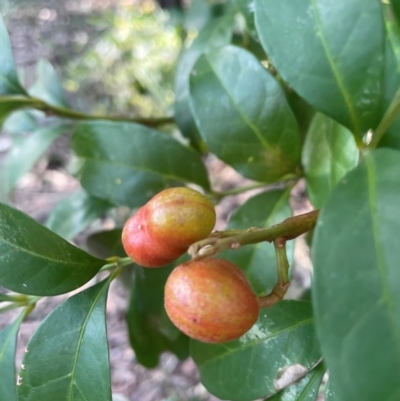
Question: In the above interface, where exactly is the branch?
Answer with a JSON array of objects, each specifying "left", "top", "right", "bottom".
[
  {"left": 0, "top": 95, "right": 174, "bottom": 128},
  {"left": 188, "top": 210, "right": 319, "bottom": 260}
]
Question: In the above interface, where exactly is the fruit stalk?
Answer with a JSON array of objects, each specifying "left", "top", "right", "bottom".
[
  {"left": 258, "top": 238, "right": 290, "bottom": 308},
  {"left": 188, "top": 209, "right": 319, "bottom": 260}
]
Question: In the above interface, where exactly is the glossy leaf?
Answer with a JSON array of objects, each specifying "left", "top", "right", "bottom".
[
  {"left": 190, "top": 45, "right": 301, "bottom": 182},
  {"left": 234, "top": 0, "right": 258, "bottom": 40},
  {"left": 0, "top": 16, "right": 26, "bottom": 95},
  {"left": 46, "top": 190, "right": 112, "bottom": 240},
  {"left": 285, "top": 90, "right": 316, "bottom": 142},
  {"left": 175, "top": 16, "right": 234, "bottom": 151},
  {"left": 302, "top": 113, "right": 359, "bottom": 208},
  {"left": 86, "top": 229, "right": 126, "bottom": 260},
  {"left": 29, "top": 59, "right": 69, "bottom": 108},
  {"left": 18, "top": 278, "right": 112, "bottom": 401},
  {"left": 0, "top": 312, "right": 25, "bottom": 401},
  {"left": 1, "top": 125, "right": 67, "bottom": 195},
  {"left": 325, "top": 376, "right": 340, "bottom": 401},
  {"left": 221, "top": 189, "right": 293, "bottom": 296},
  {"left": 71, "top": 121, "right": 210, "bottom": 208},
  {"left": 313, "top": 149, "right": 400, "bottom": 401},
  {"left": 267, "top": 362, "right": 325, "bottom": 401},
  {"left": 254, "top": 0, "right": 384, "bottom": 139},
  {"left": 126, "top": 261, "right": 190, "bottom": 368},
  {"left": 378, "top": 5, "right": 400, "bottom": 149},
  {"left": 0, "top": 202, "right": 104, "bottom": 295},
  {"left": 191, "top": 300, "right": 320, "bottom": 401}
]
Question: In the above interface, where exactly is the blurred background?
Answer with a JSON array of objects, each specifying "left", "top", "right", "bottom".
[{"left": 0, "top": 1, "right": 314, "bottom": 400}]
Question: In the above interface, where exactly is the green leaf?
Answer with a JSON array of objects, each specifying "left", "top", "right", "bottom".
[
  {"left": 0, "top": 97, "right": 36, "bottom": 128},
  {"left": 254, "top": 0, "right": 384, "bottom": 139},
  {"left": 267, "top": 362, "right": 325, "bottom": 401},
  {"left": 183, "top": 0, "right": 213, "bottom": 31},
  {"left": 285, "top": 90, "right": 316, "bottom": 142},
  {"left": 0, "top": 16, "right": 26, "bottom": 95},
  {"left": 0, "top": 311, "right": 25, "bottom": 401},
  {"left": 86, "top": 229, "right": 126, "bottom": 260},
  {"left": 1, "top": 124, "right": 67, "bottom": 195},
  {"left": 127, "top": 263, "right": 190, "bottom": 368},
  {"left": 191, "top": 300, "right": 320, "bottom": 401},
  {"left": 29, "top": 59, "right": 69, "bottom": 109},
  {"left": 18, "top": 278, "right": 112, "bottom": 401},
  {"left": 175, "top": 16, "right": 234, "bottom": 151},
  {"left": 378, "top": 5, "right": 400, "bottom": 149},
  {"left": 2, "top": 109, "right": 40, "bottom": 134},
  {"left": 190, "top": 45, "right": 301, "bottom": 182},
  {"left": 312, "top": 149, "right": 400, "bottom": 401},
  {"left": 221, "top": 189, "right": 293, "bottom": 296},
  {"left": 234, "top": 0, "right": 258, "bottom": 40},
  {"left": 46, "top": 190, "right": 112, "bottom": 240},
  {"left": 392, "top": 0, "right": 400, "bottom": 25},
  {"left": 71, "top": 120, "right": 210, "bottom": 208},
  {"left": 325, "top": 376, "right": 340, "bottom": 401},
  {"left": 302, "top": 113, "right": 359, "bottom": 208},
  {"left": 0, "top": 202, "right": 104, "bottom": 295},
  {"left": 126, "top": 261, "right": 190, "bottom": 368}
]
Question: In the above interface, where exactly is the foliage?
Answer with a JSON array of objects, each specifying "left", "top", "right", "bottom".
[{"left": 1, "top": 1, "right": 400, "bottom": 401}]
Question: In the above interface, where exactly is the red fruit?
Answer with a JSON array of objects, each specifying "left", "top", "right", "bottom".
[
  {"left": 164, "top": 258, "right": 259, "bottom": 343},
  {"left": 122, "top": 187, "right": 216, "bottom": 267}
]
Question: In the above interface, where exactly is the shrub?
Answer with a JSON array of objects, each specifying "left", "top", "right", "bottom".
[{"left": 1, "top": 1, "right": 399, "bottom": 400}]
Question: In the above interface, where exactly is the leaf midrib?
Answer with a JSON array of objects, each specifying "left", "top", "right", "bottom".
[
  {"left": 365, "top": 156, "right": 400, "bottom": 361},
  {"left": 67, "top": 282, "right": 109, "bottom": 401},
  {"left": 203, "top": 55, "right": 276, "bottom": 153},
  {"left": 0, "top": 320, "right": 20, "bottom": 363},
  {"left": 198, "top": 316, "right": 314, "bottom": 367},
  {"left": 0, "top": 237, "right": 100, "bottom": 267},
  {"left": 297, "top": 364, "right": 324, "bottom": 401},
  {"left": 310, "top": 0, "right": 360, "bottom": 136},
  {"left": 80, "top": 157, "right": 198, "bottom": 185}
]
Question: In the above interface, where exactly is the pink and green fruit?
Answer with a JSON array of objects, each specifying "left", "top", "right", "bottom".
[
  {"left": 164, "top": 258, "right": 259, "bottom": 343},
  {"left": 122, "top": 187, "right": 216, "bottom": 267}
]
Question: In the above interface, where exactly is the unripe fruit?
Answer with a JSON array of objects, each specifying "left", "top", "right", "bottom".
[
  {"left": 122, "top": 187, "right": 216, "bottom": 267},
  {"left": 164, "top": 258, "right": 259, "bottom": 343}
]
